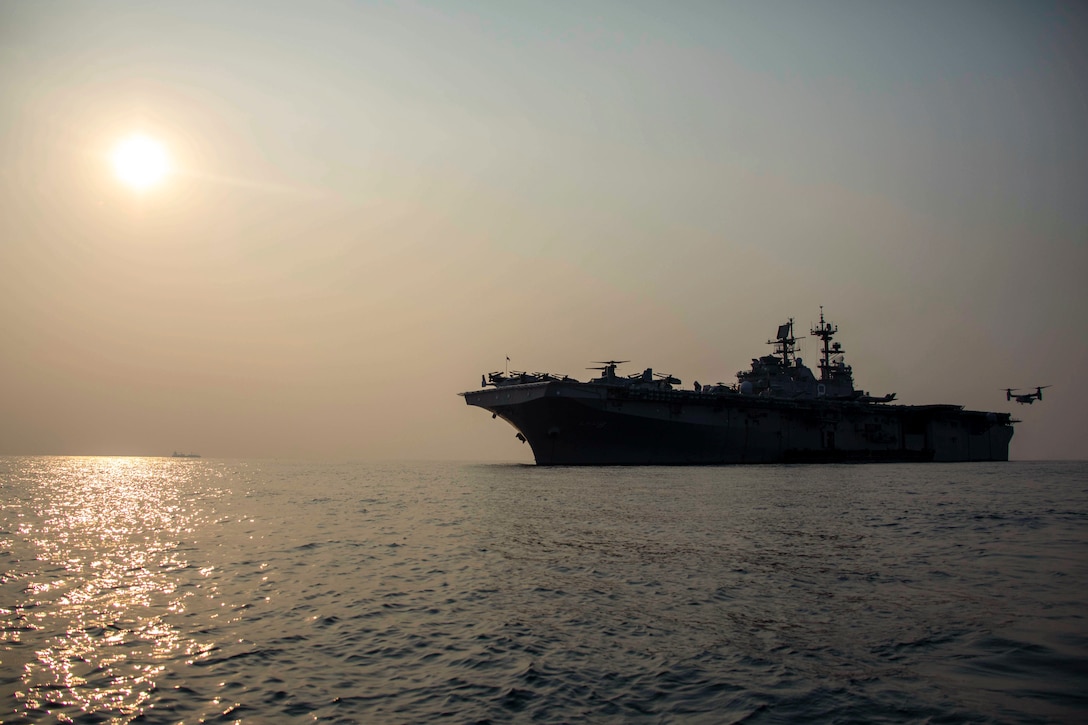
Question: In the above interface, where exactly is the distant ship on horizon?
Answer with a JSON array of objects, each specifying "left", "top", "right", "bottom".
[
  {"left": 171, "top": 451, "right": 201, "bottom": 458},
  {"left": 461, "top": 310, "right": 1015, "bottom": 465}
]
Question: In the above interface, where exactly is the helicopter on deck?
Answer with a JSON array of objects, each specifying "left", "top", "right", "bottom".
[{"left": 1005, "top": 386, "right": 1052, "bottom": 405}]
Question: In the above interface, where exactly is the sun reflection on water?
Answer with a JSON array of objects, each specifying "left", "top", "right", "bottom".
[{"left": 1, "top": 457, "right": 219, "bottom": 722}]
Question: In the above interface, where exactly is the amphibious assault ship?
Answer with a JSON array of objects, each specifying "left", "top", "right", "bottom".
[{"left": 460, "top": 311, "right": 1014, "bottom": 465}]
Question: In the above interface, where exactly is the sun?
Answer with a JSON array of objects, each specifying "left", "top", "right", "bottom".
[{"left": 111, "top": 135, "right": 171, "bottom": 190}]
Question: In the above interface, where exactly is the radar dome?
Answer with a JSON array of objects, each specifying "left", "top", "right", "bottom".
[{"left": 739, "top": 380, "right": 754, "bottom": 395}]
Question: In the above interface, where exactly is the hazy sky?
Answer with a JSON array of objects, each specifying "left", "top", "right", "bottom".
[{"left": 2, "top": 0, "right": 1086, "bottom": 461}]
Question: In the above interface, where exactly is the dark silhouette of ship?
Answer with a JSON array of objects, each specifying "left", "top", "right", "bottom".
[{"left": 461, "top": 310, "right": 1014, "bottom": 465}]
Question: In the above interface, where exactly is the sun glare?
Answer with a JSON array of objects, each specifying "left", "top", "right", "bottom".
[{"left": 112, "top": 135, "right": 170, "bottom": 190}]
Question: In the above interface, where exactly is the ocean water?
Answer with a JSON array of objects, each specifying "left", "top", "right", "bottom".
[{"left": 1, "top": 458, "right": 1086, "bottom": 724}]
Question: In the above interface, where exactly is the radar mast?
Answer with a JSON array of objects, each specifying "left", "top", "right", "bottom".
[
  {"left": 811, "top": 307, "right": 838, "bottom": 382},
  {"left": 767, "top": 319, "right": 800, "bottom": 367},
  {"left": 810, "top": 306, "right": 852, "bottom": 386}
]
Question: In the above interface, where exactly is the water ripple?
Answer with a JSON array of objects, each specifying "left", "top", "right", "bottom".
[{"left": 1, "top": 458, "right": 1086, "bottom": 722}]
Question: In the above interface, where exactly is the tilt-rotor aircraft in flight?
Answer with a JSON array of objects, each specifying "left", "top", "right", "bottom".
[{"left": 1005, "top": 386, "right": 1052, "bottom": 405}]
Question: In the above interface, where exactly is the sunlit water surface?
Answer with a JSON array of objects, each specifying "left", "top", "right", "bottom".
[{"left": 1, "top": 458, "right": 1086, "bottom": 723}]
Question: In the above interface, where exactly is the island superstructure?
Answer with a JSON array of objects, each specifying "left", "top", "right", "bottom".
[{"left": 460, "top": 311, "right": 1014, "bottom": 465}]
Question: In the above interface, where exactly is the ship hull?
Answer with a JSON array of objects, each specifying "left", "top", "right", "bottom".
[{"left": 462, "top": 382, "right": 1014, "bottom": 465}]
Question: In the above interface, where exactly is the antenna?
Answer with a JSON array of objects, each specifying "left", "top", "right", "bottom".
[
  {"left": 810, "top": 306, "right": 840, "bottom": 383},
  {"left": 767, "top": 319, "right": 803, "bottom": 367}
]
